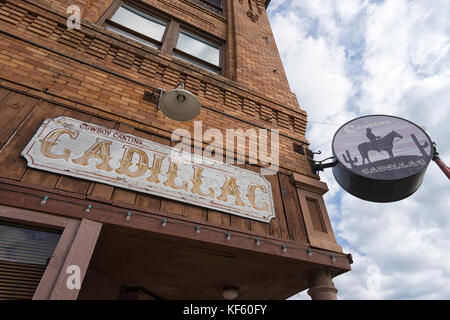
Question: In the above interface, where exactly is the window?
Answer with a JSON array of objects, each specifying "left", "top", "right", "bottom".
[
  {"left": 174, "top": 30, "right": 221, "bottom": 74},
  {"left": 205, "top": 0, "right": 222, "bottom": 7},
  {"left": 0, "top": 222, "right": 61, "bottom": 299},
  {"left": 107, "top": 4, "right": 167, "bottom": 49},
  {"left": 194, "top": 0, "right": 223, "bottom": 14},
  {"left": 104, "top": 3, "right": 223, "bottom": 74}
]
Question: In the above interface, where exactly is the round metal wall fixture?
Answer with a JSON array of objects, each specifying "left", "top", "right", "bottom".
[
  {"left": 332, "top": 115, "right": 433, "bottom": 202},
  {"left": 159, "top": 88, "right": 201, "bottom": 122}
]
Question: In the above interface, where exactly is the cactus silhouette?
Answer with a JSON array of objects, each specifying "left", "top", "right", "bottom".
[
  {"left": 411, "top": 134, "right": 429, "bottom": 157},
  {"left": 342, "top": 150, "right": 358, "bottom": 168}
]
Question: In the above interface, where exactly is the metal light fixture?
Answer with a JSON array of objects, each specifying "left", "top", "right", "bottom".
[{"left": 158, "top": 82, "right": 201, "bottom": 121}]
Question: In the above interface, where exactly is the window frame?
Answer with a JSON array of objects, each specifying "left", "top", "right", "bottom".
[
  {"left": 174, "top": 28, "right": 222, "bottom": 74},
  {"left": 105, "top": 21, "right": 163, "bottom": 50},
  {"left": 292, "top": 173, "right": 343, "bottom": 253},
  {"left": 106, "top": 3, "right": 169, "bottom": 49},
  {"left": 0, "top": 205, "right": 79, "bottom": 300},
  {"left": 193, "top": 0, "right": 223, "bottom": 15},
  {"left": 99, "top": 0, "right": 225, "bottom": 75}
]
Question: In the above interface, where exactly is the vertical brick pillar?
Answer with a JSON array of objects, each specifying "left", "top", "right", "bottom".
[
  {"left": 307, "top": 269, "right": 338, "bottom": 300},
  {"left": 231, "top": 0, "right": 293, "bottom": 100}
]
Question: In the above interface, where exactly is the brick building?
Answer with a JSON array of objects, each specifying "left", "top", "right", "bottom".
[{"left": 0, "top": 0, "right": 351, "bottom": 300}]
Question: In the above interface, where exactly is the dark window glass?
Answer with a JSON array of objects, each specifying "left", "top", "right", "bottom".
[
  {"left": 0, "top": 224, "right": 60, "bottom": 265},
  {"left": 206, "top": 0, "right": 222, "bottom": 8},
  {"left": 0, "top": 223, "right": 61, "bottom": 299},
  {"left": 193, "top": 0, "right": 223, "bottom": 14}
]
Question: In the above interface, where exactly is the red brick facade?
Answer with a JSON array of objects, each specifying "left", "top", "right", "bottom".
[
  {"left": 0, "top": 0, "right": 350, "bottom": 300},
  {"left": 0, "top": 0, "right": 313, "bottom": 174}
]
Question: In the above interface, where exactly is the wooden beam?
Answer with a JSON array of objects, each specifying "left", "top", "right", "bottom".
[
  {"left": 0, "top": 204, "right": 85, "bottom": 300},
  {"left": 0, "top": 182, "right": 352, "bottom": 271},
  {"left": 0, "top": 204, "right": 68, "bottom": 228},
  {"left": 49, "top": 219, "right": 102, "bottom": 300},
  {"left": 292, "top": 172, "right": 328, "bottom": 195},
  {"left": 33, "top": 219, "right": 80, "bottom": 300}
]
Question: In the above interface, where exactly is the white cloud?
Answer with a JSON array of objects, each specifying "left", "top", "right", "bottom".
[
  {"left": 269, "top": 0, "right": 450, "bottom": 299},
  {"left": 359, "top": 0, "right": 450, "bottom": 117},
  {"left": 270, "top": 6, "right": 356, "bottom": 159}
]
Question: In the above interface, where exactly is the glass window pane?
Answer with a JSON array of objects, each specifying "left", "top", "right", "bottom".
[
  {"left": 176, "top": 31, "right": 220, "bottom": 66},
  {"left": 110, "top": 5, "right": 166, "bottom": 42},
  {"left": 0, "top": 223, "right": 61, "bottom": 299},
  {"left": 106, "top": 24, "right": 159, "bottom": 49},
  {"left": 173, "top": 52, "right": 219, "bottom": 74},
  {"left": 206, "top": 0, "right": 222, "bottom": 8},
  {"left": 0, "top": 224, "right": 61, "bottom": 266}
]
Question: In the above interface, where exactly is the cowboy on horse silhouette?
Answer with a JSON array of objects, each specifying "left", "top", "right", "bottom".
[
  {"left": 358, "top": 128, "right": 403, "bottom": 165},
  {"left": 366, "top": 128, "right": 380, "bottom": 143}
]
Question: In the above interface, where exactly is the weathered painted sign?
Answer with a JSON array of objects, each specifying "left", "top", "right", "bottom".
[
  {"left": 22, "top": 117, "right": 276, "bottom": 222},
  {"left": 332, "top": 115, "right": 433, "bottom": 202}
]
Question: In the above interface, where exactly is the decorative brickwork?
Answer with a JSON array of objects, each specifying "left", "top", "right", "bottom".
[
  {"left": 58, "top": 29, "right": 86, "bottom": 48},
  {"left": 0, "top": 0, "right": 312, "bottom": 175},
  {"left": 0, "top": 1, "right": 26, "bottom": 25},
  {"left": 86, "top": 38, "right": 111, "bottom": 59},
  {"left": 242, "top": 98, "right": 256, "bottom": 116},
  {"left": 162, "top": 68, "right": 181, "bottom": 86},
  {"left": 138, "top": 58, "right": 159, "bottom": 78},
  {"left": 277, "top": 111, "right": 292, "bottom": 130},
  {"left": 238, "top": 0, "right": 264, "bottom": 23},
  {"left": 184, "top": 75, "right": 200, "bottom": 94},
  {"left": 0, "top": 0, "right": 351, "bottom": 301},
  {"left": 260, "top": 104, "right": 273, "bottom": 122},
  {"left": 0, "top": 0, "right": 307, "bottom": 134},
  {"left": 224, "top": 90, "right": 240, "bottom": 110},
  {"left": 204, "top": 83, "right": 221, "bottom": 103}
]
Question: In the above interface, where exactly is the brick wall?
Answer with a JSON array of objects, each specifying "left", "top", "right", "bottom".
[
  {"left": 232, "top": 0, "right": 299, "bottom": 108},
  {"left": 0, "top": 0, "right": 313, "bottom": 177},
  {"left": 41, "top": 0, "right": 303, "bottom": 111},
  {"left": 0, "top": 1, "right": 350, "bottom": 287}
]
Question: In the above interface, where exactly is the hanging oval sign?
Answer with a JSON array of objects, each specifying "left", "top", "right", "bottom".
[{"left": 332, "top": 115, "right": 433, "bottom": 202}]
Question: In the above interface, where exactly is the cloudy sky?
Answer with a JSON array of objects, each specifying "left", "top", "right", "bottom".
[{"left": 267, "top": 0, "right": 450, "bottom": 299}]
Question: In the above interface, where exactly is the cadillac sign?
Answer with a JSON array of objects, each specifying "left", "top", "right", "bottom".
[
  {"left": 332, "top": 115, "right": 433, "bottom": 202},
  {"left": 22, "top": 117, "right": 276, "bottom": 223}
]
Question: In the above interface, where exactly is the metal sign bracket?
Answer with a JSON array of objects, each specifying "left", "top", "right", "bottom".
[{"left": 306, "top": 149, "right": 338, "bottom": 175}]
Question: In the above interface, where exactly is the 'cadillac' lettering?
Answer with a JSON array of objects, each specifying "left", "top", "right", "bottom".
[{"left": 22, "top": 117, "right": 276, "bottom": 223}]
